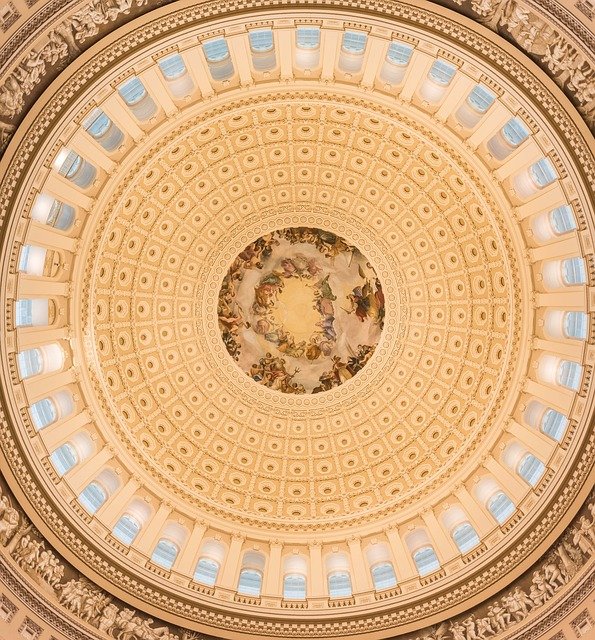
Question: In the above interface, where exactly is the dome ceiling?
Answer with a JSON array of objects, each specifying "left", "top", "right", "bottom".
[{"left": 0, "top": 1, "right": 593, "bottom": 639}]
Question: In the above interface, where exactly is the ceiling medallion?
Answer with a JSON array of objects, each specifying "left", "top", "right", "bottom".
[{"left": 218, "top": 227, "right": 384, "bottom": 394}]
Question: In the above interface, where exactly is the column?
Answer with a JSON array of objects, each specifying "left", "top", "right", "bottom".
[
  {"left": 434, "top": 74, "right": 475, "bottom": 122},
  {"left": 219, "top": 534, "right": 244, "bottom": 589},
  {"left": 96, "top": 477, "right": 140, "bottom": 528},
  {"left": 44, "top": 172, "right": 93, "bottom": 210},
  {"left": 308, "top": 542, "right": 325, "bottom": 597},
  {"left": 385, "top": 527, "right": 417, "bottom": 581},
  {"left": 507, "top": 420, "right": 555, "bottom": 462},
  {"left": 276, "top": 29, "right": 294, "bottom": 80},
  {"left": 19, "top": 280, "right": 69, "bottom": 298},
  {"left": 26, "top": 225, "right": 78, "bottom": 252},
  {"left": 360, "top": 37, "right": 386, "bottom": 88},
  {"left": 493, "top": 141, "right": 542, "bottom": 180},
  {"left": 347, "top": 536, "right": 373, "bottom": 592},
  {"left": 101, "top": 93, "right": 144, "bottom": 141},
  {"left": 400, "top": 50, "right": 433, "bottom": 102},
  {"left": 40, "top": 411, "right": 91, "bottom": 451},
  {"left": 17, "top": 327, "right": 69, "bottom": 349},
  {"left": 467, "top": 103, "right": 513, "bottom": 149},
  {"left": 454, "top": 485, "right": 494, "bottom": 537},
  {"left": 483, "top": 456, "right": 529, "bottom": 503},
  {"left": 174, "top": 521, "right": 207, "bottom": 575},
  {"left": 65, "top": 445, "right": 113, "bottom": 494},
  {"left": 516, "top": 186, "right": 566, "bottom": 219},
  {"left": 264, "top": 541, "right": 283, "bottom": 596},
  {"left": 320, "top": 28, "right": 341, "bottom": 81},
  {"left": 536, "top": 291, "right": 586, "bottom": 309},
  {"left": 23, "top": 369, "right": 75, "bottom": 400},
  {"left": 420, "top": 510, "right": 459, "bottom": 562},
  {"left": 139, "top": 67, "right": 177, "bottom": 117},
  {"left": 228, "top": 34, "right": 253, "bottom": 86},
  {"left": 525, "top": 379, "right": 572, "bottom": 416},
  {"left": 133, "top": 502, "right": 172, "bottom": 555},
  {"left": 69, "top": 129, "right": 116, "bottom": 173},
  {"left": 184, "top": 45, "right": 216, "bottom": 97}
]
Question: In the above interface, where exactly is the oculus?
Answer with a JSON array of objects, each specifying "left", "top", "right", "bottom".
[{"left": 218, "top": 227, "right": 384, "bottom": 393}]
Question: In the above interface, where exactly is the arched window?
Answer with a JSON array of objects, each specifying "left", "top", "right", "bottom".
[
  {"left": 83, "top": 108, "right": 123, "bottom": 152},
  {"left": 550, "top": 205, "right": 577, "bottom": 235},
  {"left": 194, "top": 557, "right": 220, "bottom": 586},
  {"left": 564, "top": 311, "right": 588, "bottom": 340},
  {"left": 249, "top": 29, "right": 275, "bottom": 71},
  {"left": 19, "top": 245, "right": 48, "bottom": 277},
  {"left": 452, "top": 522, "right": 480, "bottom": 553},
  {"left": 413, "top": 546, "right": 440, "bottom": 576},
  {"left": 151, "top": 539, "right": 179, "bottom": 569},
  {"left": 541, "top": 408, "right": 568, "bottom": 441},
  {"left": 50, "top": 443, "right": 78, "bottom": 476},
  {"left": 283, "top": 573, "right": 306, "bottom": 599},
  {"left": 341, "top": 31, "right": 367, "bottom": 54},
  {"left": 561, "top": 257, "right": 587, "bottom": 286},
  {"left": 32, "top": 195, "right": 76, "bottom": 231},
  {"left": 466, "top": 85, "right": 495, "bottom": 113},
  {"left": 78, "top": 481, "right": 107, "bottom": 514},
  {"left": 370, "top": 562, "right": 397, "bottom": 590},
  {"left": 158, "top": 54, "right": 194, "bottom": 99},
  {"left": 202, "top": 38, "right": 233, "bottom": 80},
  {"left": 29, "top": 398, "right": 57, "bottom": 430},
  {"left": 54, "top": 149, "right": 97, "bottom": 188},
  {"left": 380, "top": 42, "right": 413, "bottom": 84},
  {"left": 487, "top": 491, "right": 515, "bottom": 524},
  {"left": 529, "top": 158, "right": 557, "bottom": 188},
  {"left": 328, "top": 571, "right": 352, "bottom": 598},
  {"left": 237, "top": 568, "right": 263, "bottom": 596},
  {"left": 118, "top": 77, "right": 157, "bottom": 121},
  {"left": 518, "top": 454, "right": 545, "bottom": 486},
  {"left": 17, "top": 348, "right": 43, "bottom": 379},
  {"left": 557, "top": 359, "right": 583, "bottom": 390},
  {"left": 112, "top": 514, "right": 141, "bottom": 544},
  {"left": 237, "top": 551, "right": 265, "bottom": 596},
  {"left": 502, "top": 118, "right": 530, "bottom": 146},
  {"left": 428, "top": 59, "right": 456, "bottom": 85},
  {"left": 296, "top": 27, "right": 320, "bottom": 49},
  {"left": 15, "top": 299, "right": 50, "bottom": 327}
]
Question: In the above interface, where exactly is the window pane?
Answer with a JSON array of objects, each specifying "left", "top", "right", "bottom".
[
  {"left": 428, "top": 60, "right": 456, "bottom": 85},
  {"left": 47, "top": 201, "right": 75, "bottom": 230},
  {"left": 541, "top": 409, "right": 568, "bottom": 441},
  {"left": 283, "top": 573, "right": 306, "bottom": 599},
  {"left": 413, "top": 546, "right": 440, "bottom": 576},
  {"left": 550, "top": 205, "right": 576, "bottom": 235},
  {"left": 488, "top": 492, "right": 515, "bottom": 524},
  {"left": 151, "top": 539, "right": 178, "bottom": 569},
  {"left": 18, "top": 349, "right": 43, "bottom": 379},
  {"left": 386, "top": 42, "right": 413, "bottom": 65},
  {"left": 50, "top": 443, "right": 78, "bottom": 476},
  {"left": 452, "top": 523, "right": 480, "bottom": 553},
  {"left": 29, "top": 398, "right": 57, "bottom": 430},
  {"left": 159, "top": 54, "right": 187, "bottom": 80},
  {"left": 118, "top": 78, "right": 147, "bottom": 105},
  {"left": 467, "top": 85, "right": 495, "bottom": 113},
  {"left": 237, "top": 568, "right": 262, "bottom": 596},
  {"left": 203, "top": 38, "right": 230, "bottom": 62},
  {"left": 562, "top": 257, "right": 586, "bottom": 286},
  {"left": 78, "top": 482, "right": 107, "bottom": 514},
  {"left": 501, "top": 118, "right": 530, "bottom": 146},
  {"left": 15, "top": 299, "right": 33, "bottom": 327},
  {"left": 328, "top": 571, "right": 352, "bottom": 598},
  {"left": 564, "top": 311, "right": 588, "bottom": 339},
  {"left": 113, "top": 514, "right": 140, "bottom": 544},
  {"left": 557, "top": 360, "right": 582, "bottom": 390},
  {"left": 84, "top": 109, "right": 111, "bottom": 138},
  {"left": 296, "top": 27, "right": 320, "bottom": 49},
  {"left": 518, "top": 454, "right": 545, "bottom": 486},
  {"left": 530, "top": 158, "right": 557, "bottom": 187},
  {"left": 342, "top": 31, "right": 367, "bottom": 54},
  {"left": 371, "top": 562, "right": 397, "bottom": 590},
  {"left": 249, "top": 29, "right": 274, "bottom": 52},
  {"left": 57, "top": 151, "right": 82, "bottom": 178},
  {"left": 194, "top": 558, "right": 219, "bottom": 586}
]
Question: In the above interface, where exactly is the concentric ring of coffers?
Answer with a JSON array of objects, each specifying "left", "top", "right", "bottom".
[{"left": 0, "top": 3, "right": 594, "bottom": 638}]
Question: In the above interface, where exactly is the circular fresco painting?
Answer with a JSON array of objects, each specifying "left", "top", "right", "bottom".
[{"left": 218, "top": 227, "right": 385, "bottom": 394}]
